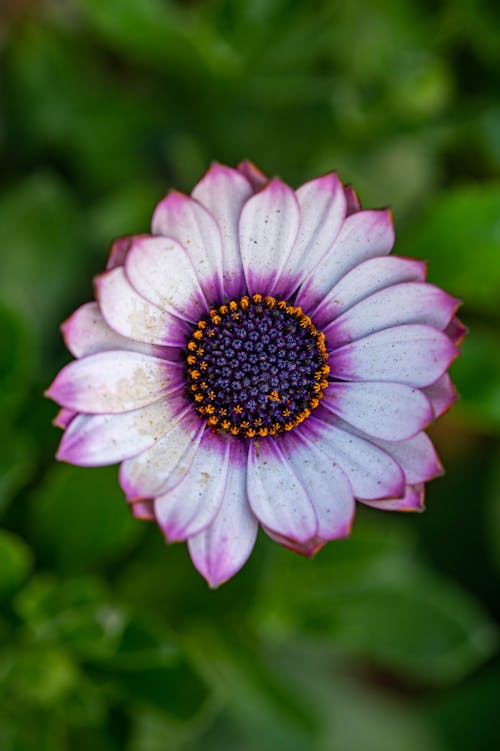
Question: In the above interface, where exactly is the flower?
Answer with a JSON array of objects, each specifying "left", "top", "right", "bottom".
[{"left": 46, "top": 161, "right": 464, "bottom": 587}]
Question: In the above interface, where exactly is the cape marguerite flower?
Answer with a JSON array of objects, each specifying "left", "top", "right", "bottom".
[{"left": 47, "top": 161, "right": 464, "bottom": 586}]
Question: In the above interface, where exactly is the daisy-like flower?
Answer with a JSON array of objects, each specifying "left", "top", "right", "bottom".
[{"left": 47, "top": 162, "right": 464, "bottom": 587}]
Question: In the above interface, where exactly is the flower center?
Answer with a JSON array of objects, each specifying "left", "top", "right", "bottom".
[{"left": 185, "top": 294, "right": 330, "bottom": 438}]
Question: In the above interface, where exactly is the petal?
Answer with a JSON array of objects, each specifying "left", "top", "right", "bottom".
[
  {"left": 56, "top": 393, "right": 186, "bottom": 467},
  {"left": 95, "top": 268, "right": 189, "bottom": 347},
  {"left": 239, "top": 178, "right": 300, "bottom": 296},
  {"left": 296, "top": 209, "right": 395, "bottom": 311},
  {"left": 237, "top": 160, "right": 268, "bottom": 191},
  {"left": 130, "top": 499, "right": 156, "bottom": 520},
  {"left": 313, "top": 256, "right": 427, "bottom": 329},
  {"left": 151, "top": 190, "right": 225, "bottom": 303},
  {"left": 328, "top": 324, "right": 459, "bottom": 387},
  {"left": 369, "top": 432, "right": 443, "bottom": 484},
  {"left": 125, "top": 235, "right": 207, "bottom": 322},
  {"left": 277, "top": 173, "right": 347, "bottom": 298},
  {"left": 360, "top": 484, "right": 425, "bottom": 512},
  {"left": 344, "top": 185, "right": 361, "bottom": 215},
  {"left": 53, "top": 408, "right": 77, "bottom": 429},
  {"left": 422, "top": 373, "right": 458, "bottom": 418},
  {"left": 303, "top": 414, "right": 405, "bottom": 500},
  {"left": 445, "top": 316, "right": 467, "bottom": 346},
  {"left": 188, "top": 440, "right": 258, "bottom": 587},
  {"left": 280, "top": 431, "right": 355, "bottom": 540},
  {"left": 192, "top": 162, "right": 254, "bottom": 299},
  {"left": 247, "top": 438, "right": 317, "bottom": 543},
  {"left": 61, "top": 302, "right": 177, "bottom": 360},
  {"left": 263, "top": 527, "right": 327, "bottom": 557},
  {"left": 154, "top": 430, "right": 231, "bottom": 542},
  {"left": 325, "top": 282, "right": 459, "bottom": 347},
  {"left": 322, "top": 381, "right": 433, "bottom": 441},
  {"left": 106, "top": 235, "right": 133, "bottom": 270},
  {"left": 119, "top": 408, "right": 205, "bottom": 500},
  {"left": 45, "top": 351, "right": 182, "bottom": 413}
]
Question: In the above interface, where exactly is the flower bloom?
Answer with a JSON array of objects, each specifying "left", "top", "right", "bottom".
[{"left": 47, "top": 162, "right": 464, "bottom": 586}]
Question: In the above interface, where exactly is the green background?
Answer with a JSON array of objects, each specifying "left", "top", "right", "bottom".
[{"left": 1, "top": 0, "right": 500, "bottom": 748}]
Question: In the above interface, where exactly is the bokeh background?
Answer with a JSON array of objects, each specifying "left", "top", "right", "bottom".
[{"left": 1, "top": 0, "right": 500, "bottom": 749}]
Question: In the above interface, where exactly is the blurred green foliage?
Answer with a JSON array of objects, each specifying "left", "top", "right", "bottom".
[{"left": 1, "top": 0, "right": 499, "bottom": 748}]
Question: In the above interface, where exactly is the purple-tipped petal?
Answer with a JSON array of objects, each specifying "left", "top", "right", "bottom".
[
  {"left": 106, "top": 235, "right": 134, "bottom": 270},
  {"left": 188, "top": 440, "right": 258, "bottom": 588},
  {"left": 344, "top": 185, "right": 361, "bottom": 215},
  {"left": 154, "top": 431, "right": 230, "bottom": 542},
  {"left": 370, "top": 432, "right": 443, "bottom": 484},
  {"left": 324, "top": 282, "right": 459, "bottom": 347},
  {"left": 53, "top": 408, "right": 77, "bottom": 429},
  {"left": 237, "top": 160, "right": 268, "bottom": 191},
  {"left": 263, "top": 528, "right": 327, "bottom": 557},
  {"left": 239, "top": 178, "right": 300, "bottom": 296},
  {"left": 313, "top": 256, "right": 427, "bottom": 328},
  {"left": 56, "top": 393, "right": 186, "bottom": 467},
  {"left": 192, "top": 163, "right": 254, "bottom": 299},
  {"left": 95, "top": 268, "right": 189, "bottom": 347},
  {"left": 322, "top": 381, "right": 433, "bottom": 441},
  {"left": 247, "top": 438, "right": 318, "bottom": 543},
  {"left": 360, "top": 484, "right": 425, "bottom": 512},
  {"left": 61, "top": 302, "right": 176, "bottom": 360},
  {"left": 125, "top": 235, "right": 207, "bottom": 322},
  {"left": 445, "top": 316, "right": 467, "bottom": 346},
  {"left": 119, "top": 408, "right": 205, "bottom": 500},
  {"left": 328, "top": 324, "right": 459, "bottom": 388},
  {"left": 46, "top": 351, "right": 183, "bottom": 413},
  {"left": 296, "top": 209, "right": 395, "bottom": 311},
  {"left": 151, "top": 190, "right": 225, "bottom": 304},
  {"left": 277, "top": 173, "right": 347, "bottom": 298},
  {"left": 303, "top": 415, "right": 405, "bottom": 500},
  {"left": 280, "top": 431, "right": 355, "bottom": 541},
  {"left": 130, "top": 499, "right": 156, "bottom": 520},
  {"left": 423, "top": 373, "right": 458, "bottom": 418}
]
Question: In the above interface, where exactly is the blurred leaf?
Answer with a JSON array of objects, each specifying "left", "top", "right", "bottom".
[
  {"left": 254, "top": 519, "right": 497, "bottom": 684},
  {"left": 0, "top": 303, "right": 36, "bottom": 417},
  {"left": 0, "top": 531, "right": 32, "bottom": 598},
  {"left": 0, "top": 432, "right": 37, "bottom": 517},
  {"left": 486, "top": 448, "right": 500, "bottom": 576},
  {"left": 30, "top": 464, "right": 142, "bottom": 572},
  {"left": 404, "top": 183, "right": 500, "bottom": 315},
  {"left": 15, "top": 576, "right": 125, "bottom": 660},
  {"left": 0, "top": 172, "right": 83, "bottom": 357},
  {"left": 451, "top": 325, "right": 500, "bottom": 432}
]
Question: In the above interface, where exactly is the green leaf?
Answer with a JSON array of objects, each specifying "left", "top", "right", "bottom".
[
  {"left": 0, "top": 531, "right": 33, "bottom": 598},
  {"left": 30, "top": 464, "right": 142, "bottom": 572},
  {"left": 403, "top": 183, "right": 500, "bottom": 315},
  {"left": 451, "top": 325, "right": 500, "bottom": 432},
  {"left": 254, "top": 519, "right": 497, "bottom": 684}
]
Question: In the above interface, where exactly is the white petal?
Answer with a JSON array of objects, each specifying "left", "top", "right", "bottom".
[
  {"left": 61, "top": 302, "right": 176, "bottom": 359},
  {"left": 46, "top": 351, "right": 182, "bottom": 413},
  {"left": 188, "top": 441, "right": 258, "bottom": 587},
  {"left": 154, "top": 431, "right": 231, "bottom": 542},
  {"left": 278, "top": 173, "right": 347, "bottom": 298},
  {"left": 303, "top": 415, "right": 405, "bottom": 500},
  {"left": 328, "top": 324, "right": 459, "bottom": 387},
  {"left": 325, "top": 282, "right": 459, "bottom": 347},
  {"left": 281, "top": 432, "right": 355, "bottom": 540},
  {"left": 313, "top": 256, "right": 427, "bottom": 328},
  {"left": 370, "top": 432, "right": 442, "bottom": 484},
  {"left": 125, "top": 235, "right": 207, "bottom": 322},
  {"left": 360, "top": 484, "right": 425, "bottom": 512},
  {"left": 56, "top": 393, "right": 186, "bottom": 467},
  {"left": 422, "top": 373, "right": 457, "bottom": 417},
  {"left": 247, "top": 439, "right": 317, "bottom": 543},
  {"left": 237, "top": 160, "right": 268, "bottom": 191},
  {"left": 239, "top": 178, "right": 300, "bottom": 296},
  {"left": 151, "top": 190, "right": 225, "bottom": 304},
  {"left": 95, "top": 268, "right": 189, "bottom": 347},
  {"left": 296, "top": 209, "right": 394, "bottom": 311},
  {"left": 119, "top": 408, "right": 205, "bottom": 500},
  {"left": 192, "top": 163, "right": 254, "bottom": 299},
  {"left": 322, "top": 381, "right": 433, "bottom": 441}
]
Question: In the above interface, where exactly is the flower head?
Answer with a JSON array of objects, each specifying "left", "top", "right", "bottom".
[{"left": 46, "top": 162, "right": 464, "bottom": 586}]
